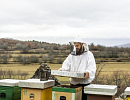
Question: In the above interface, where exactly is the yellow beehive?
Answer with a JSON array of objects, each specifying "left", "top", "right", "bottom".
[
  {"left": 21, "top": 87, "right": 52, "bottom": 100},
  {"left": 19, "top": 79, "right": 54, "bottom": 100}
]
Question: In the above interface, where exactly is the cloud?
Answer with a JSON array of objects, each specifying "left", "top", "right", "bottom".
[{"left": 0, "top": 0, "right": 130, "bottom": 39}]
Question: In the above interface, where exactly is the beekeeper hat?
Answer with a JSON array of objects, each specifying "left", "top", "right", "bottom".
[
  {"left": 69, "top": 37, "right": 84, "bottom": 44},
  {"left": 69, "top": 37, "right": 89, "bottom": 52}
]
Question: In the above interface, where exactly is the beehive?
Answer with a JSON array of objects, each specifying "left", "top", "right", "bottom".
[
  {"left": 51, "top": 70, "right": 84, "bottom": 78},
  {"left": 52, "top": 85, "right": 82, "bottom": 100},
  {"left": 19, "top": 79, "right": 54, "bottom": 100},
  {"left": 0, "top": 79, "right": 21, "bottom": 100},
  {"left": 124, "top": 87, "right": 130, "bottom": 100},
  {"left": 84, "top": 84, "right": 117, "bottom": 100}
]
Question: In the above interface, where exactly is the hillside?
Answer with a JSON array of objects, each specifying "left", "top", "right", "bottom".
[
  {"left": 0, "top": 38, "right": 130, "bottom": 65},
  {"left": 10, "top": 36, "right": 130, "bottom": 46},
  {"left": 117, "top": 43, "right": 130, "bottom": 48}
]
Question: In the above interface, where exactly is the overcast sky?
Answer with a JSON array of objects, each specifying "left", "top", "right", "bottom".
[{"left": 0, "top": 0, "right": 130, "bottom": 41}]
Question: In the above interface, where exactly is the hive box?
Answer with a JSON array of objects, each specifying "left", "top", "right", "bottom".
[
  {"left": 19, "top": 79, "right": 54, "bottom": 89},
  {"left": 124, "top": 87, "right": 130, "bottom": 100},
  {"left": 0, "top": 79, "right": 20, "bottom": 87},
  {"left": 115, "top": 98, "right": 123, "bottom": 100},
  {"left": 51, "top": 70, "right": 84, "bottom": 78},
  {"left": 21, "top": 87, "right": 52, "bottom": 100},
  {"left": 84, "top": 84, "right": 117, "bottom": 100},
  {"left": 19, "top": 79, "right": 54, "bottom": 100},
  {"left": 52, "top": 85, "right": 82, "bottom": 100},
  {"left": 0, "top": 79, "right": 21, "bottom": 100}
]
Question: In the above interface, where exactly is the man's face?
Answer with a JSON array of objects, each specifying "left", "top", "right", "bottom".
[{"left": 74, "top": 42, "right": 82, "bottom": 53}]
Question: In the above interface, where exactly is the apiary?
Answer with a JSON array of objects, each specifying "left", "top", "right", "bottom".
[
  {"left": 0, "top": 79, "right": 21, "bottom": 100},
  {"left": 51, "top": 70, "right": 84, "bottom": 78},
  {"left": 84, "top": 84, "right": 117, "bottom": 100},
  {"left": 124, "top": 87, "right": 130, "bottom": 100},
  {"left": 52, "top": 85, "right": 82, "bottom": 100},
  {"left": 19, "top": 79, "right": 54, "bottom": 100}
]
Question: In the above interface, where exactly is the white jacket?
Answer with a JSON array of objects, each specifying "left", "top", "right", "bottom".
[{"left": 59, "top": 38, "right": 96, "bottom": 85}]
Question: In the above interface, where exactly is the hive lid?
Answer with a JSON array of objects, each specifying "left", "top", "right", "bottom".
[
  {"left": 19, "top": 79, "right": 55, "bottom": 89},
  {"left": 84, "top": 84, "right": 117, "bottom": 96},
  {"left": 52, "top": 85, "right": 82, "bottom": 93},
  {"left": 51, "top": 70, "right": 84, "bottom": 78},
  {"left": 0, "top": 79, "right": 21, "bottom": 87},
  {"left": 124, "top": 87, "right": 130, "bottom": 95}
]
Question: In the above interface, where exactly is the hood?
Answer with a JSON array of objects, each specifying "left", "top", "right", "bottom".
[{"left": 69, "top": 37, "right": 89, "bottom": 55}]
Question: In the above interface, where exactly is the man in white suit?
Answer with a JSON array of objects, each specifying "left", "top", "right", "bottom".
[{"left": 59, "top": 37, "right": 96, "bottom": 100}]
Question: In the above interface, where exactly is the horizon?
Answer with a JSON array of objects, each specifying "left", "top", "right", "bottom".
[{"left": 1, "top": 36, "right": 130, "bottom": 47}]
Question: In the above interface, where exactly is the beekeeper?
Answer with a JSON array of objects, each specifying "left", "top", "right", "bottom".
[{"left": 59, "top": 37, "right": 96, "bottom": 100}]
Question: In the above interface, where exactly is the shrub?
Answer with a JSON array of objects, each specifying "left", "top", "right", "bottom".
[
  {"left": 57, "top": 58, "right": 63, "bottom": 64},
  {"left": 30, "top": 55, "right": 39, "bottom": 63},
  {"left": 21, "top": 45, "right": 29, "bottom": 53},
  {"left": 0, "top": 45, "right": 8, "bottom": 50},
  {"left": 16, "top": 55, "right": 23, "bottom": 63},
  {"left": 0, "top": 55, "right": 2, "bottom": 64},
  {"left": 22, "top": 56, "right": 31, "bottom": 65},
  {"left": 42, "top": 55, "right": 49, "bottom": 63},
  {"left": 48, "top": 55, "right": 54, "bottom": 63},
  {"left": 1, "top": 54, "right": 9, "bottom": 64},
  {"left": 15, "top": 43, "right": 22, "bottom": 49},
  {"left": 16, "top": 55, "right": 31, "bottom": 65},
  {"left": 9, "top": 54, "right": 12, "bottom": 58},
  {"left": 117, "top": 58, "right": 123, "bottom": 62},
  {"left": 48, "top": 50, "right": 54, "bottom": 56}
]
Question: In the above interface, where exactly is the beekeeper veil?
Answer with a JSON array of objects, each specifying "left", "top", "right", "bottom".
[{"left": 69, "top": 37, "right": 89, "bottom": 55}]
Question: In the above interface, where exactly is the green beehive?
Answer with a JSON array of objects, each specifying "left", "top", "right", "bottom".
[
  {"left": 52, "top": 85, "right": 82, "bottom": 100},
  {"left": 0, "top": 79, "right": 21, "bottom": 100}
]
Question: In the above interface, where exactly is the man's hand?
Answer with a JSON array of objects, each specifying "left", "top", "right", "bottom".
[
  {"left": 58, "top": 68, "right": 63, "bottom": 71},
  {"left": 83, "top": 72, "right": 89, "bottom": 79},
  {"left": 58, "top": 69, "right": 62, "bottom": 71}
]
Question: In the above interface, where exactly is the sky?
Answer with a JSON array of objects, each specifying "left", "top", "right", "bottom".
[{"left": 0, "top": 0, "right": 130, "bottom": 45}]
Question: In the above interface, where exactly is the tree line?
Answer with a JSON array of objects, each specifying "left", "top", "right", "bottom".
[{"left": 0, "top": 38, "right": 130, "bottom": 65}]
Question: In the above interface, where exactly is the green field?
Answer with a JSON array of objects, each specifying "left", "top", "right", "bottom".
[{"left": 0, "top": 62, "right": 130, "bottom": 82}]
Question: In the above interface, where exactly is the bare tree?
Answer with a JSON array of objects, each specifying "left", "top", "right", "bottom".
[
  {"left": 93, "top": 62, "right": 105, "bottom": 84},
  {"left": 30, "top": 55, "right": 39, "bottom": 63},
  {"left": 17, "top": 70, "right": 21, "bottom": 79},
  {"left": 0, "top": 55, "right": 2, "bottom": 64},
  {"left": 42, "top": 55, "right": 49, "bottom": 63},
  {"left": 21, "top": 72, "right": 29, "bottom": 79},
  {"left": 15, "top": 43, "right": 22, "bottom": 49},
  {"left": 122, "top": 71, "right": 130, "bottom": 87},
  {"left": 7, "top": 70, "right": 14, "bottom": 78},
  {"left": 22, "top": 56, "right": 31, "bottom": 65},
  {"left": 48, "top": 55, "right": 54, "bottom": 63},
  {"left": 21, "top": 45, "right": 29, "bottom": 53},
  {"left": 0, "top": 69, "right": 2, "bottom": 79},
  {"left": 1, "top": 54, "right": 10, "bottom": 64},
  {"left": 2, "top": 70, "right": 6, "bottom": 79},
  {"left": 0, "top": 45, "right": 8, "bottom": 50}
]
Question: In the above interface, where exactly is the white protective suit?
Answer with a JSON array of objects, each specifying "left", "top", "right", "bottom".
[{"left": 59, "top": 37, "right": 96, "bottom": 85}]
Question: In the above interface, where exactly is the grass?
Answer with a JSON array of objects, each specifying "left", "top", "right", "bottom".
[
  {"left": 0, "top": 62, "right": 130, "bottom": 82},
  {"left": 0, "top": 63, "right": 40, "bottom": 79},
  {"left": 101, "top": 62, "right": 130, "bottom": 74}
]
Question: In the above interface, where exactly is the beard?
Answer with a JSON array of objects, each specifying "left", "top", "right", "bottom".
[{"left": 76, "top": 46, "right": 82, "bottom": 54}]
